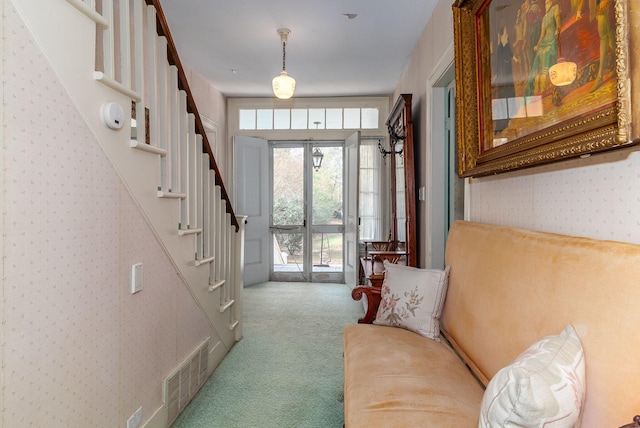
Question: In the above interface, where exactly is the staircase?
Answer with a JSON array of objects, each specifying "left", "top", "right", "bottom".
[{"left": 22, "top": 0, "right": 245, "bottom": 355}]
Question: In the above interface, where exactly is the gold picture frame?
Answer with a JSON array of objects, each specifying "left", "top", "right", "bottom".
[{"left": 453, "top": 0, "right": 637, "bottom": 177}]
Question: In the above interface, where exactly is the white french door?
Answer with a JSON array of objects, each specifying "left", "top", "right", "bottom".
[
  {"left": 270, "top": 141, "right": 348, "bottom": 283},
  {"left": 236, "top": 136, "right": 360, "bottom": 284},
  {"left": 344, "top": 132, "right": 360, "bottom": 288},
  {"left": 234, "top": 136, "right": 270, "bottom": 286}
]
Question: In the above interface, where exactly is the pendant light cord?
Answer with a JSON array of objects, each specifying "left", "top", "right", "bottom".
[{"left": 282, "top": 42, "right": 287, "bottom": 72}]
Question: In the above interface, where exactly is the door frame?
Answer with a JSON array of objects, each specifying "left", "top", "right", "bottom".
[
  {"left": 424, "top": 42, "right": 459, "bottom": 269},
  {"left": 228, "top": 97, "right": 390, "bottom": 284}
]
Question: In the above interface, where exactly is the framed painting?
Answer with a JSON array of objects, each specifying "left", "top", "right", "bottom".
[{"left": 453, "top": 0, "right": 637, "bottom": 177}]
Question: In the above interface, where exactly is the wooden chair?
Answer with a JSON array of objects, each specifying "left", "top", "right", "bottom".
[{"left": 359, "top": 238, "right": 407, "bottom": 287}]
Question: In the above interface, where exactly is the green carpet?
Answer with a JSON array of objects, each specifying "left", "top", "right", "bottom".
[{"left": 172, "top": 282, "right": 364, "bottom": 428}]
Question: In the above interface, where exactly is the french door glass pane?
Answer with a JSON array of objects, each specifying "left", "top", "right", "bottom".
[
  {"left": 312, "top": 146, "right": 343, "bottom": 226},
  {"left": 312, "top": 233, "right": 342, "bottom": 272},
  {"left": 273, "top": 233, "right": 305, "bottom": 273},
  {"left": 272, "top": 147, "right": 304, "bottom": 225}
]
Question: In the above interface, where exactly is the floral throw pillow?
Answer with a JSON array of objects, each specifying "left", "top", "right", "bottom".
[
  {"left": 373, "top": 261, "right": 450, "bottom": 341},
  {"left": 479, "top": 325, "right": 586, "bottom": 428}
]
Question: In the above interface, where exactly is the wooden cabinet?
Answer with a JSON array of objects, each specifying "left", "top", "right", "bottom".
[{"left": 386, "top": 94, "right": 416, "bottom": 267}]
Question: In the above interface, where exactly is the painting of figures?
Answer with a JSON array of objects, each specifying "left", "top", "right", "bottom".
[
  {"left": 486, "top": 0, "right": 616, "bottom": 149},
  {"left": 453, "top": 0, "right": 633, "bottom": 177}
]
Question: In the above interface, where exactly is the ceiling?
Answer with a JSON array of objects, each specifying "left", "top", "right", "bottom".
[{"left": 158, "top": 0, "right": 439, "bottom": 98}]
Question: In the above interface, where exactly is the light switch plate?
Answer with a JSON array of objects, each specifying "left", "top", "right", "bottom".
[{"left": 131, "top": 263, "right": 143, "bottom": 294}]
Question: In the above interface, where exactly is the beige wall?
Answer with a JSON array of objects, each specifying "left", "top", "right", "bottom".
[
  {"left": 2, "top": 2, "right": 217, "bottom": 426},
  {"left": 396, "top": 0, "right": 640, "bottom": 251}
]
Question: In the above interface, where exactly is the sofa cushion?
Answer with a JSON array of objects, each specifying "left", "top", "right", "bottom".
[
  {"left": 344, "top": 324, "right": 484, "bottom": 427},
  {"left": 373, "top": 261, "right": 450, "bottom": 341},
  {"left": 478, "top": 325, "right": 586, "bottom": 427}
]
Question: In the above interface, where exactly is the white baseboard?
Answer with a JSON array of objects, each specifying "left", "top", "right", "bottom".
[
  {"left": 142, "top": 405, "right": 168, "bottom": 428},
  {"left": 208, "top": 339, "right": 228, "bottom": 377}
]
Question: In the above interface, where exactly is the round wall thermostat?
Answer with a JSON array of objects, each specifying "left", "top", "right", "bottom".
[{"left": 101, "top": 102, "right": 125, "bottom": 130}]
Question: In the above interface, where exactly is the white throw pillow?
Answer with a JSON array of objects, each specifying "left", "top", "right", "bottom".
[
  {"left": 479, "top": 325, "right": 586, "bottom": 428},
  {"left": 373, "top": 261, "right": 450, "bottom": 341}
]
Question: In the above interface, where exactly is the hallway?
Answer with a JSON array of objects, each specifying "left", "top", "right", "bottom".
[{"left": 172, "top": 282, "right": 363, "bottom": 427}]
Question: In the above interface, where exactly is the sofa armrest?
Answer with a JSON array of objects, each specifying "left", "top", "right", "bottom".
[{"left": 351, "top": 285, "right": 382, "bottom": 324}]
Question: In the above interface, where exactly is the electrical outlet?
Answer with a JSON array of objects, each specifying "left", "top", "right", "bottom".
[
  {"left": 127, "top": 406, "right": 142, "bottom": 428},
  {"left": 131, "top": 263, "right": 143, "bottom": 294}
]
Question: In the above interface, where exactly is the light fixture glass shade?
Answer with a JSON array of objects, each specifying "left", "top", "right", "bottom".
[
  {"left": 272, "top": 71, "right": 296, "bottom": 99},
  {"left": 312, "top": 147, "right": 324, "bottom": 171},
  {"left": 549, "top": 59, "right": 577, "bottom": 87}
]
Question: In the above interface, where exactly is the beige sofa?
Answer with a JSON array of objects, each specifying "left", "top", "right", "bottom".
[{"left": 344, "top": 220, "right": 640, "bottom": 427}]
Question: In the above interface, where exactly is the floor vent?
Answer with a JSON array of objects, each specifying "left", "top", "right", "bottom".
[{"left": 164, "top": 337, "right": 210, "bottom": 425}]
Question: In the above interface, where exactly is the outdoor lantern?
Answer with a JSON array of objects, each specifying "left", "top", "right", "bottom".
[{"left": 312, "top": 147, "right": 324, "bottom": 171}]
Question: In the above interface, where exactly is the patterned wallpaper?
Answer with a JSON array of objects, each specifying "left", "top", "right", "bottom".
[
  {"left": 392, "top": 0, "right": 640, "bottom": 250},
  {"left": 3, "top": 4, "right": 214, "bottom": 426},
  {"left": 469, "top": 146, "right": 640, "bottom": 244}
]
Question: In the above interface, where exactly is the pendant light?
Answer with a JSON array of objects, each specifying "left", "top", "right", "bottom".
[{"left": 272, "top": 28, "right": 296, "bottom": 99}]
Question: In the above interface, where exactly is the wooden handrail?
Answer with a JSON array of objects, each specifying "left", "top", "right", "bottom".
[{"left": 146, "top": 0, "right": 238, "bottom": 231}]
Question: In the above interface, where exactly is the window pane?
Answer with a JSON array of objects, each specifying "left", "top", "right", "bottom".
[
  {"left": 272, "top": 147, "right": 304, "bottom": 225},
  {"left": 239, "top": 109, "right": 256, "bottom": 130},
  {"left": 326, "top": 108, "right": 342, "bottom": 129},
  {"left": 344, "top": 108, "right": 360, "bottom": 129},
  {"left": 312, "top": 146, "right": 343, "bottom": 226},
  {"left": 257, "top": 109, "right": 273, "bottom": 130},
  {"left": 361, "top": 108, "right": 379, "bottom": 129},
  {"left": 312, "top": 233, "right": 343, "bottom": 272},
  {"left": 241, "top": 105, "right": 382, "bottom": 131},
  {"left": 308, "top": 109, "right": 325, "bottom": 129},
  {"left": 273, "top": 233, "right": 304, "bottom": 272},
  {"left": 274, "top": 109, "right": 291, "bottom": 129},
  {"left": 359, "top": 142, "right": 382, "bottom": 241},
  {"left": 291, "top": 109, "right": 308, "bottom": 129},
  {"left": 395, "top": 152, "right": 406, "bottom": 242}
]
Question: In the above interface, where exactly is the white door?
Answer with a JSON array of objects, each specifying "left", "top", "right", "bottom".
[
  {"left": 344, "top": 132, "right": 360, "bottom": 288},
  {"left": 234, "top": 135, "right": 269, "bottom": 286}
]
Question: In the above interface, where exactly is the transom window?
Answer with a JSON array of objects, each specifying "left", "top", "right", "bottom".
[{"left": 239, "top": 107, "right": 379, "bottom": 130}]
